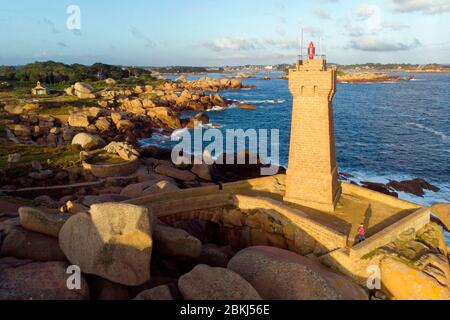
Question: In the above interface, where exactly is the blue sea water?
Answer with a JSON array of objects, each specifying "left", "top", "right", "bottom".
[{"left": 142, "top": 71, "right": 450, "bottom": 244}]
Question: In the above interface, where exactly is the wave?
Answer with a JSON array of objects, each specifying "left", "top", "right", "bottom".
[
  {"left": 406, "top": 122, "right": 449, "bottom": 141},
  {"left": 239, "top": 99, "right": 286, "bottom": 104},
  {"left": 206, "top": 104, "right": 237, "bottom": 112},
  {"left": 207, "top": 106, "right": 225, "bottom": 112}
]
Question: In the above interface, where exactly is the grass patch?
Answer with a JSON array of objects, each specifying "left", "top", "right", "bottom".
[
  {"left": 0, "top": 142, "right": 82, "bottom": 180},
  {"left": 87, "top": 150, "right": 127, "bottom": 165}
]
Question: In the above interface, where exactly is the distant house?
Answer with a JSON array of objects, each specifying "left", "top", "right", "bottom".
[{"left": 31, "top": 81, "right": 49, "bottom": 95}]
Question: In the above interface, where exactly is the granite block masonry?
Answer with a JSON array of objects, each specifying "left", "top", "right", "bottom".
[{"left": 284, "top": 53, "right": 341, "bottom": 212}]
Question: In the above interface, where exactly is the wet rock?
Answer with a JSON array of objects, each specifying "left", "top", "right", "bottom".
[
  {"left": 360, "top": 181, "right": 398, "bottom": 197},
  {"left": 387, "top": 178, "right": 440, "bottom": 197},
  {"left": 178, "top": 264, "right": 261, "bottom": 300},
  {"left": 0, "top": 258, "right": 89, "bottom": 300},
  {"left": 58, "top": 203, "right": 153, "bottom": 286}
]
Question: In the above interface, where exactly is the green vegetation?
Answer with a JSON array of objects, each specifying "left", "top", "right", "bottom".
[
  {"left": 0, "top": 141, "right": 82, "bottom": 181},
  {"left": 88, "top": 150, "right": 127, "bottom": 165},
  {"left": 0, "top": 61, "right": 151, "bottom": 84},
  {"left": 152, "top": 66, "right": 211, "bottom": 73}
]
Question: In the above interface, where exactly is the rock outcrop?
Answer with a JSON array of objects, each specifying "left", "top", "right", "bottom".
[
  {"left": 19, "top": 207, "right": 69, "bottom": 238},
  {"left": 65, "top": 82, "right": 97, "bottom": 99},
  {"left": 58, "top": 203, "right": 153, "bottom": 286},
  {"left": 178, "top": 264, "right": 261, "bottom": 300},
  {"left": 372, "top": 223, "right": 450, "bottom": 300},
  {"left": 228, "top": 246, "right": 367, "bottom": 300},
  {"left": 431, "top": 203, "right": 450, "bottom": 230},
  {"left": 0, "top": 227, "right": 66, "bottom": 262},
  {"left": 134, "top": 285, "right": 174, "bottom": 300},
  {"left": 72, "top": 133, "right": 106, "bottom": 151},
  {"left": 153, "top": 224, "right": 202, "bottom": 258},
  {"left": 380, "top": 257, "right": 450, "bottom": 300},
  {"left": 0, "top": 258, "right": 90, "bottom": 300}
]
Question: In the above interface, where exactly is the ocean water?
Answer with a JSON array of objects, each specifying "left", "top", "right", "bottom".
[{"left": 142, "top": 71, "right": 450, "bottom": 244}]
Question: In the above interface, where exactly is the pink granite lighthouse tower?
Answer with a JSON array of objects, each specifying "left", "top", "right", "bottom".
[{"left": 284, "top": 42, "right": 341, "bottom": 212}]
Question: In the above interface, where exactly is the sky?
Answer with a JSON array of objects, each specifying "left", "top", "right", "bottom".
[{"left": 0, "top": 0, "right": 449, "bottom": 66}]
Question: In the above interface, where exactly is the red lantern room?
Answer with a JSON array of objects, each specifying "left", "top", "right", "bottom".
[{"left": 308, "top": 41, "right": 316, "bottom": 60}]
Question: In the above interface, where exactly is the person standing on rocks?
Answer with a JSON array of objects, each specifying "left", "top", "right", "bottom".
[{"left": 358, "top": 223, "right": 366, "bottom": 243}]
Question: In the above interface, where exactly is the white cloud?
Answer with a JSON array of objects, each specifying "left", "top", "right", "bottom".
[
  {"left": 264, "top": 38, "right": 299, "bottom": 49},
  {"left": 355, "top": 4, "right": 380, "bottom": 17},
  {"left": 382, "top": 20, "right": 410, "bottom": 30},
  {"left": 349, "top": 36, "right": 422, "bottom": 51},
  {"left": 203, "top": 37, "right": 261, "bottom": 51},
  {"left": 385, "top": 0, "right": 450, "bottom": 15}
]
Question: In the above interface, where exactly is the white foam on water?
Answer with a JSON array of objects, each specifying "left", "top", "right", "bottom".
[
  {"left": 207, "top": 106, "right": 225, "bottom": 112},
  {"left": 170, "top": 128, "right": 190, "bottom": 140},
  {"left": 240, "top": 99, "right": 286, "bottom": 104},
  {"left": 342, "top": 170, "right": 450, "bottom": 207},
  {"left": 406, "top": 122, "right": 449, "bottom": 141}
]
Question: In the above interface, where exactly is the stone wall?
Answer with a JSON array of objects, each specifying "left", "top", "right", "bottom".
[
  {"left": 350, "top": 207, "right": 431, "bottom": 259},
  {"left": 341, "top": 182, "right": 422, "bottom": 210},
  {"left": 233, "top": 194, "right": 348, "bottom": 255}
]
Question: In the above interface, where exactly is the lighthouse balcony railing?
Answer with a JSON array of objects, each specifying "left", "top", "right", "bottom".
[{"left": 297, "top": 54, "right": 327, "bottom": 62}]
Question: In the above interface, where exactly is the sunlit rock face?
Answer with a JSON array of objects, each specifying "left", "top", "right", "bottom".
[{"left": 59, "top": 202, "right": 153, "bottom": 286}]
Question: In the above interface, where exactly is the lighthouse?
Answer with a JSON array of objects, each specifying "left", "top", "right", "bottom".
[{"left": 284, "top": 42, "right": 341, "bottom": 212}]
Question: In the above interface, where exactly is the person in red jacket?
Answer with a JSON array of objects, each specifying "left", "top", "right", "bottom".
[{"left": 358, "top": 223, "right": 366, "bottom": 243}]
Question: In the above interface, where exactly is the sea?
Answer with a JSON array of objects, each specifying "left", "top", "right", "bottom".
[{"left": 141, "top": 71, "right": 450, "bottom": 245}]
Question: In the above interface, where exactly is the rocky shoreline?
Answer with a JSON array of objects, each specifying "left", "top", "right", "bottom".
[
  {"left": 0, "top": 74, "right": 449, "bottom": 301},
  {"left": 337, "top": 73, "right": 414, "bottom": 83}
]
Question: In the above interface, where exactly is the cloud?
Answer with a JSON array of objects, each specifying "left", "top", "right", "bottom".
[
  {"left": 203, "top": 37, "right": 261, "bottom": 51},
  {"left": 264, "top": 38, "right": 299, "bottom": 49},
  {"left": 312, "top": 9, "right": 331, "bottom": 19},
  {"left": 385, "top": 0, "right": 450, "bottom": 15},
  {"left": 382, "top": 20, "right": 410, "bottom": 30},
  {"left": 130, "top": 26, "right": 156, "bottom": 48},
  {"left": 349, "top": 36, "right": 422, "bottom": 51},
  {"left": 43, "top": 19, "right": 60, "bottom": 34},
  {"left": 355, "top": 4, "right": 380, "bottom": 17},
  {"left": 203, "top": 35, "right": 302, "bottom": 52}
]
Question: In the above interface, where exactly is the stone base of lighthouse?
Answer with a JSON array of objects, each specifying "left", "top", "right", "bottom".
[{"left": 284, "top": 167, "right": 341, "bottom": 212}]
